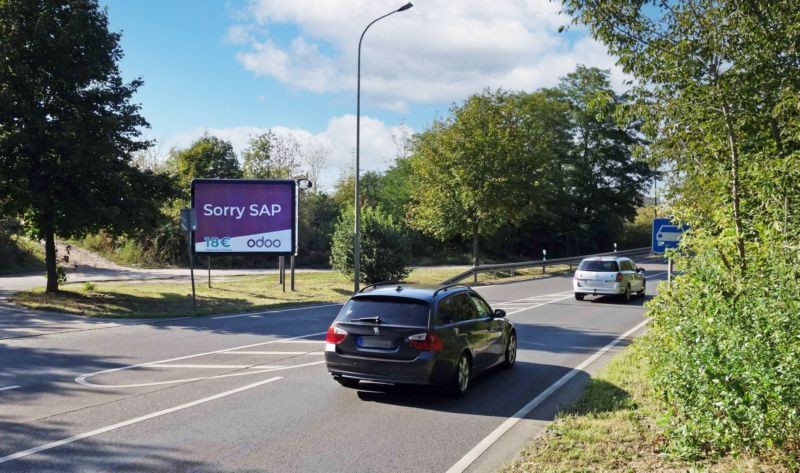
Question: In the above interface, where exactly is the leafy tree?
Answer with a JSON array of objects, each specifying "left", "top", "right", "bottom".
[
  {"left": 242, "top": 131, "right": 301, "bottom": 179},
  {"left": 563, "top": 0, "right": 800, "bottom": 458},
  {"left": 557, "top": 66, "right": 654, "bottom": 251},
  {"left": 297, "top": 191, "right": 340, "bottom": 266},
  {"left": 330, "top": 206, "right": 410, "bottom": 284},
  {"left": 0, "top": 0, "right": 174, "bottom": 291},
  {"left": 332, "top": 171, "right": 383, "bottom": 209},
  {"left": 167, "top": 135, "right": 241, "bottom": 194},
  {"left": 408, "top": 89, "right": 535, "bottom": 267}
]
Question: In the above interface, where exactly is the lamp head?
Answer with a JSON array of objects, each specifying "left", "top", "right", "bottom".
[{"left": 397, "top": 2, "right": 413, "bottom": 12}]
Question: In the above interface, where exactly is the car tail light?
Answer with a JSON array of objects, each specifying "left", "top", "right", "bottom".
[
  {"left": 408, "top": 332, "right": 444, "bottom": 351},
  {"left": 615, "top": 272, "right": 623, "bottom": 282},
  {"left": 326, "top": 325, "right": 347, "bottom": 344}
]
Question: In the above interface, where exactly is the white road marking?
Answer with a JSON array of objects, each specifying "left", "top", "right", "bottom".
[
  {"left": 0, "top": 376, "right": 283, "bottom": 465},
  {"left": 75, "top": 331, "right": 325, "bottom": 388},
  {"left": 151, "top": 364, "right": 274, "bottom": 369},
  {"left": 211, "top": 303, "right": 340, "bottom": 320},
  {"left": 505, "top": 295, "right": 574, "bottom": 315},
  {"left": 445, "top": 318, "right": 650, "bottom": 473},
  {"left": 277, "top": 340, "right": 327, "bottom": 344},
  {"left": 0, "top": 385, "right": 21, "bottom": 392},
  {"left": 220, "top": 351, "right": 323, "bottom": 355}
]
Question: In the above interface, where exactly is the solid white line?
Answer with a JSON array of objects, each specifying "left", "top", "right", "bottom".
[
  {"left": 445, "top": 318, "right": 650, "bottom": 473},
  {"left": 0, "top": 385, "right": 21, "bottom": 392},
  {"left": 74, "top": 331, "right": 325, "bottom": 387},
  {"left": 211, "top": 303, "right": 340, "bottom": 320},
  {"left": 277, "top": 340, "right": 326, "bottom": 344},
  {"left": 0, "top": 376, "right": 282, "bottom": 465},
  {"left": 220, "top": 351, "right": 323, "bottom": 355}
]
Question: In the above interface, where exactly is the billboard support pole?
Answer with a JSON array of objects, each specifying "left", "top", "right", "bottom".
[
  {"left": 207, "top": 256, "right": 211, "bottom": 288},
  {"left": 290, "top": 255, "right": 296, "bottom": 291},
  {"left": 280, "top": 256, "right": 286, "bottom": 292},
  {"left": 188, "top": 231, "right": 196, "bottom": 312}
]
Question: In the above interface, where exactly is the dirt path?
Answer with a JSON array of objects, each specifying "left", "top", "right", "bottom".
[{"left": 55, "top": 241, "right": 125, "bottom": 271}]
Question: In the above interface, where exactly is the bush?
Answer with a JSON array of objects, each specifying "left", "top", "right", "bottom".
[
  {"left": 645, "top": 246, "right": 800, "bottom": 461},
  {"left": 330, "top": 206, "right": 410, "bottom": 284}
]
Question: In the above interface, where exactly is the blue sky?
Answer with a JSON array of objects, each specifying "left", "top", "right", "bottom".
[{"left": 102, "top": 0, "right": 623, "bottom": 189}]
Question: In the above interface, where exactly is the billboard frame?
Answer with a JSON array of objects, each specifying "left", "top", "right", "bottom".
[{"left": 190, "top": 178, "right": 298, "bottom": 257}]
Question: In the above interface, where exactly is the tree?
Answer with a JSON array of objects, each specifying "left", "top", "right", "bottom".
[
  {"left": 0, "top": 0, "right": 173, "bottom": 292},
  {"left": 330, "top": 206, "right": 410, "bottom": 284},
  {"left": 563, "top": 0, "right": 800, "bottom": 457},
  {"left": 332, "top": 171, "right": 383, "bottom": 209},
  {"left": 242, "top": 130, "right": 302, "bottom": 179},
  {"left": 302, "top": 145, "right": 329, "bottom": 192},
  {"left": 557, "top": 66, "right": 653, "bottom": 251},
  {"left": 408, "top": 89, "right": 534, "bottom": 267},
  {"left": 167, "top": 135, "right": 241, "bottom": 193}
]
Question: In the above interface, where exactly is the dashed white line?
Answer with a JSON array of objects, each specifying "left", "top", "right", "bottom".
[
  {"left": 0, "top": 385, "right": 21, "bottom": 392},
  {"left": 0, "top": 376, "right": 283, "bottom": 465},
  {"left": 446, "top": 318, "right": 650, "bottom": 473}
]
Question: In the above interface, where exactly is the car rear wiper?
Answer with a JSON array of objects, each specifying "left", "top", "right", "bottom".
[{"left": 356, "top": 316, "right": 382, "bottom": 324}]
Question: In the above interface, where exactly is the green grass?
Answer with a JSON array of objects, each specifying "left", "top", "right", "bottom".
[
  {"left": 8, "top": 264, "right": 572, "bottom": 318},
  {"left": 0, "top": 235, "right": 45, "bottom": 275},
  {"left": 500, "top": 342, "right": 793, "bottom": 473}
]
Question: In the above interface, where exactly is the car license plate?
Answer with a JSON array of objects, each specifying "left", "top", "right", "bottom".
[
  {"left": 357, "top": 336, "right": 394, "bottom": 349},
  {"left": 587, "top": 280, "right": 605, "bottom": 287}
]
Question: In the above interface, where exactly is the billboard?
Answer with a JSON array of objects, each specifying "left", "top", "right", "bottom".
[{"left": 191, "top": 179, "right": 297, "bottom": 255}]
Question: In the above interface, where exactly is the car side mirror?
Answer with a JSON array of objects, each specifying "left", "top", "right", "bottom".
[
  {"left": 493, "top": 309, "right": 506, "bottom": 318},
  {"left": 637, "top": 268, "right": 645, "bottom": 274}
]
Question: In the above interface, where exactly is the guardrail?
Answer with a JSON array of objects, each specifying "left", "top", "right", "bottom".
[{"left": 440, "top": 247, "right": 651, "bottom": 285}]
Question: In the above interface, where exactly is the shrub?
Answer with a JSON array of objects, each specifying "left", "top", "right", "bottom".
[{"left": 330, "top": 206, "right": 410, "bottom": 284}]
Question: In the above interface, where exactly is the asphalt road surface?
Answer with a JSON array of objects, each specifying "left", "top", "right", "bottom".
[{"left": 0, "top": 256, "right": 667, "bottom": 472}]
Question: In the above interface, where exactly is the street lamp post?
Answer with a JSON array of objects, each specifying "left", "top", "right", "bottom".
[{"left": 354, "top": 2, "right": 413, "bottom": 293}]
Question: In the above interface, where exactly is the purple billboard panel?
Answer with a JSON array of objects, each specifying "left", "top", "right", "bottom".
[{"left": 191, "top": 179, "right": 297, "bottom": 254}]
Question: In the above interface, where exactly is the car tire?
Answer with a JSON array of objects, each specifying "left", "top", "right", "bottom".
[
  {"left": 502, "top": 331, "right": 517, "bottom": 369},
  {"left": 448, "top": 353, "right": 471, "bottom": 398},
  {"left": 334, "top": 376, "right": 360, "bottom": 389},
  {"left": 621, "top": 284, "right": 631, "bottom": 303},
  {"left": 574, "top": 293, "right": 585, "bottom": 301}
]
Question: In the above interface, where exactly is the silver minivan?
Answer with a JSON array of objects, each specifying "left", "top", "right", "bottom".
[{"left": 572, "top": 256, "right": 646, "bottom": 302}]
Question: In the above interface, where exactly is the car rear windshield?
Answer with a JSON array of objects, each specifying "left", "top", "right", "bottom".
[
  {"left": 578, "top": 260, "right": 620, "bottom": 272},
  {"left": 337, "top": 296, "right": 431, "bottom": 327}
]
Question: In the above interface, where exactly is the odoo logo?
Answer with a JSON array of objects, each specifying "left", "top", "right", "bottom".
[{"left": 247, "top": 237, "right": 282, "bottom": 248}]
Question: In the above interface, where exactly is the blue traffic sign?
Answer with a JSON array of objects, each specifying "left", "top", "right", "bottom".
[{"left": 652, "top": 218, "right": 687, "bottom": 253}]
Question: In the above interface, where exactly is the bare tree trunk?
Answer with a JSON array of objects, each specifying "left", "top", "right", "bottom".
[
  {"left": 44, "top": 223, "right": 58, "bottom": 293},
  {"left": 721, "top": 101, "right": 746, "bottom": 272}
]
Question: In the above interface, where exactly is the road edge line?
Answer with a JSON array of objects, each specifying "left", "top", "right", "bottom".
[{"left": 445, "top": 318, "right": 650, "bottom": 473}]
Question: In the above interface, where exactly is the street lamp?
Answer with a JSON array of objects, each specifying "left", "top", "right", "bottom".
[{"left": 354, "top": 2, "right": 413, "bottom": 292}]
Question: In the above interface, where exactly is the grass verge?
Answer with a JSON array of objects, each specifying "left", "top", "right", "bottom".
[
  {"left": 8, "top": 264, "right": 572, "bottom": 318},
  {"left": 500, "top": 342, "right": 792, "bottom": 473},
  {"left": 0, "top": 235, "right": 45, "bottom": 275}
]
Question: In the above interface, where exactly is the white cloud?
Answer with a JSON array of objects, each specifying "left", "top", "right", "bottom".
[
  {"left": 160, "top": 115, "right": 412, "bottom": 192},
  {"left": 229, "top": 0, "right": 627, "bottom": 109}
]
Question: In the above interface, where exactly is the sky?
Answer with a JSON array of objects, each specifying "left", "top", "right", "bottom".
[{"left": 102, "top": 0, "right": 625, "bottom": 191}]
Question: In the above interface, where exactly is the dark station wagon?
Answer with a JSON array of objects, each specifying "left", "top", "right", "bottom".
[{"left": 325, "top": 283, "right": 517, "bottom": 397}]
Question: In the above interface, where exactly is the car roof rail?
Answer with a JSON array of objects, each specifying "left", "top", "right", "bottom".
[
  {"left": 433, "top": 283, "right": 468, "bottom": 297},
  {"left": 356, "top": 280, "right": 404, "bottom": 294}
]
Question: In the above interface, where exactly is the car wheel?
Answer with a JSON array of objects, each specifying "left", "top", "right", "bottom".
[
  {"left": 621, "top": 284, "right": 631, "bottom": 303},
  {"left": 448, "top": 353, "right": 471, "bottom": 398},
  {"left": 638, "top": 281, "right": 646, "bottom": 296},
  {"left": 574, "top": 293, "right": 585, "bottom": 301},
  {"left": 334, "top": 376, "right": 360, "bottom": 389},
  {"left": 502, "top": 332, "right": 517, "bottom": 369}
]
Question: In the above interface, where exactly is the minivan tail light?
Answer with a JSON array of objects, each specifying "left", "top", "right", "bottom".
[
  {"left": 408, "top": 332, "right": 444, "bottom": 351},
  {"left": 326, "top": 325, "right": 347, "bottom": 344},
  {"left": 615, "top": 272, "right": 623, "bottom": 282}
]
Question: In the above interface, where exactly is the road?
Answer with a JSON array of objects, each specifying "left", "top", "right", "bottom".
[{"left": 0, "top": 256, "right": 666, "bottom": 472}]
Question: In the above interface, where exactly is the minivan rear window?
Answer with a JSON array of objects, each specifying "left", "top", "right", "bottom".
[
  {"left": 337, "top": 296, "right": 431, "bottom": 327},
  {"left": 578, "top": 260, "right": 620, "bottom": 272}
]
